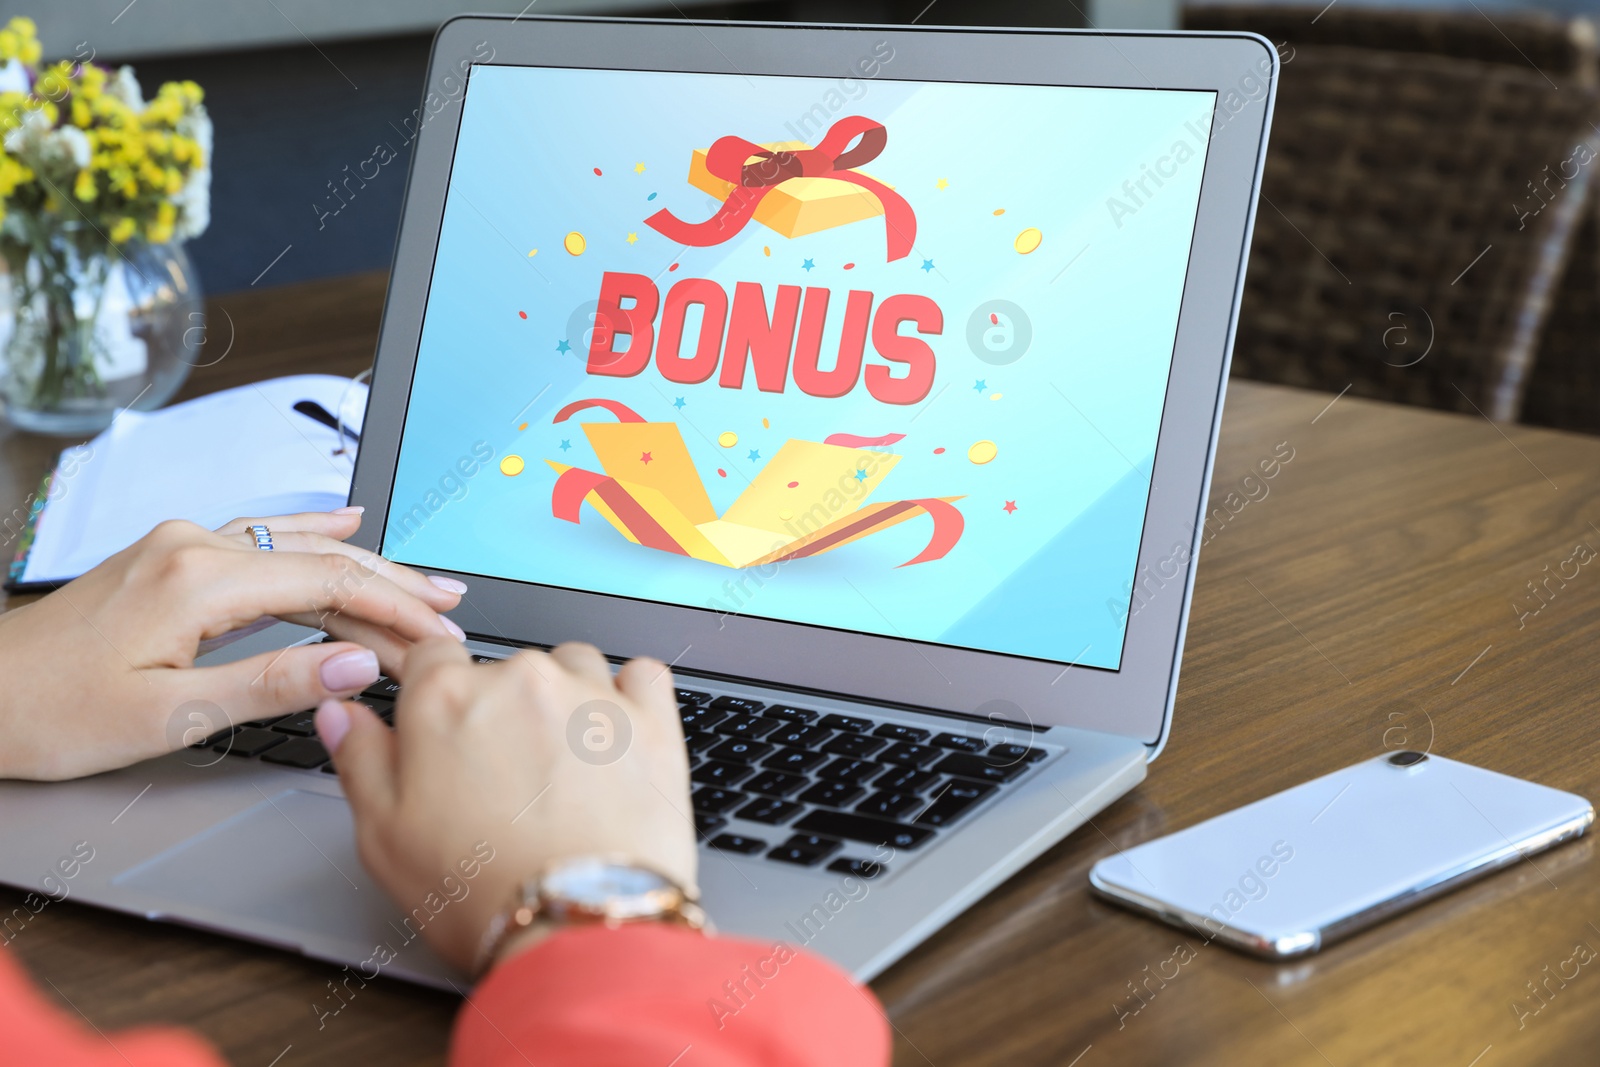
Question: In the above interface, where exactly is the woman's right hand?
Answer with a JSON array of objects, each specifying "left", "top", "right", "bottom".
[{"left": 318, "top": 638, "right": 697, "bottom": 975}]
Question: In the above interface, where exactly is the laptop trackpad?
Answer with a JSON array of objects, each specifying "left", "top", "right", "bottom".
[{"left": 112, "top": 790, "right": 423, "bottom": 962}]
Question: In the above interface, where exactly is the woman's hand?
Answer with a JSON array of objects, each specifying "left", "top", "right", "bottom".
[
  {"left": 319, "top": 638, "right": 696, "bottom": 975},
  {"left": 0, "top": 508, "right": 466, "bottom": 780}
]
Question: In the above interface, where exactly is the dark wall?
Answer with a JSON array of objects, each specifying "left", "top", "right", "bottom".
[{"left": 132, "top": 1, "right": 1086, "bottom": 293}]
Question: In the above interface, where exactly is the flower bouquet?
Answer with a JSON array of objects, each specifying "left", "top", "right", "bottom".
[{"left": 0, "top": 17, "right": 213, "bottom": 434}]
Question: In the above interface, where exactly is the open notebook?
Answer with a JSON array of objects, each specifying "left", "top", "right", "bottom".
[{"left": 6, "top": 375, "right": 365, "bottom": 592}]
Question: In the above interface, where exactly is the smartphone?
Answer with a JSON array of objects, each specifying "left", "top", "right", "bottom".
[{"left": 1089, "top": 751, "right": 1593, "bottom": 958}]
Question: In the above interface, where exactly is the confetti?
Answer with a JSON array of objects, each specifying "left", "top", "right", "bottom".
[
  {"left": 668, "top": 263, "right": 680, "bottom": 272},
  {"left": 936, "top": 178, "right": 949, "bottom": 190},
  {"left": 787, "top": 481, "right": 799, "bottom": 488},
  {"left": 763, "top": 246, "right": 771, "bottom": 257},
  {"left": 518, "top": 310, "right": 527, "bottom": 319},
  {"left": 718, "top": 431, "right": 739, "bottom": 447},
  {"left": 968, "top": 440, "right": 998, "bottom": 465},
  {"left": 933, "top": 447, "right": 946, "bottom": 454},
  {"left": 517, "top": 422, "right": 528, "bottom": 431},
  {"left": 634, "top": 162, "right": 646, "bottom": 173},
  {"left": 593, "top": 167, "right": 603, "bottom": 176},
  {"left": 990, "top": 313, "right": 998, "bottom": 325},
  {"left": 500, "top": 455, "right": 525, "bottom": 476},
  {"left": 991, "top": 393, "right": 1003, "bottom": 401},
  {"left": 717, "top": 468, "right": 727, "bottom": 478},
  {"left": 527, "top": 249, "right": 538, "bottom": 257},
  {"left": 647, "top": 192, "right": 658, "bottom": 200},
  {"left": 1014, "top": 228, "right": 1043, "bottom": 255},
  {"left": 762, "top": 417, "right": 770, "bottom": 428},
  {"left": 564, "top": 232, "right": 586, "bottom": 256},
  {"left": 993, "top": 208, "right": 1006, "bottom": 216},
  {"left": 843, "top": 263, "right": 856, "bottom": 270},
  {"left": 1003, "top": 500, "right": 1018, "bottom": 514}
]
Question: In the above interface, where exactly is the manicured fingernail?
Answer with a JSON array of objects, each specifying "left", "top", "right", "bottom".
[
  {"left": 441, "top": 615, "right": 467, "bottom": 641},
  {"left": 315, "top": 699, "right": 352, "bottom": 753},
  {"left": 333, "top": 505, "right": 365, "bottom": 515},
  {"left": 428, "top": 574, "right": 468, "bottom": 595},
  {"left": 320, "top": 647, "right": 380, "bottom": 692}
]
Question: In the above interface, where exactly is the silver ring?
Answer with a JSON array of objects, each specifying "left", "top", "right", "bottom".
[{"left": 249, "top": 524, "right": 274, "bottom": 551}]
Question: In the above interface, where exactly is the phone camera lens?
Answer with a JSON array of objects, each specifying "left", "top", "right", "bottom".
[{"left": 1387, "top": 750, "right": 1428, "bottom": 767}]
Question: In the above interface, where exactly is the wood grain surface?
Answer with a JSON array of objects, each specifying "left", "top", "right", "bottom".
[{"left": 3, "top": 272, "right": 1598, "bottom": 1066}]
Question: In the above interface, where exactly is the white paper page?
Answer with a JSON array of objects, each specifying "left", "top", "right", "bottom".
[{"left": 22, "top": 375, "right": 367, "bottom": 584}]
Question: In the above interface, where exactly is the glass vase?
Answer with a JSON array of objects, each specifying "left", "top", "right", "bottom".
[{"left": 0, "top": 228, "right": 202, "bottom": 437}]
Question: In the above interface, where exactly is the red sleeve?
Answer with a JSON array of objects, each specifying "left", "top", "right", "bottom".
[
  {"left": 450, "top": 925, "right": 891, "bottom": 1067},
  {"left": 0, "top": 945, "right": 223, "bottom": 1067}
]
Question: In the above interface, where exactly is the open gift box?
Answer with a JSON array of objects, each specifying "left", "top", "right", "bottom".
[{"left": 545, "top": 399, "right": 963, "bottom": 569}]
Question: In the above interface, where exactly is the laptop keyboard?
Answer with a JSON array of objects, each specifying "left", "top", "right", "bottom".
[{"left": 196, "top": 653, "right": 1055, "bottom": 879}]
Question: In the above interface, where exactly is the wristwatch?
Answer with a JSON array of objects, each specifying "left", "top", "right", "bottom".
[{"left": 473, "top": 856, "right": 707, "bottom": 976}]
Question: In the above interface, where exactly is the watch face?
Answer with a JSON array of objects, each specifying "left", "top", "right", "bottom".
[{"left": 545, "top": 860, "right": 670, "bottom": 906}]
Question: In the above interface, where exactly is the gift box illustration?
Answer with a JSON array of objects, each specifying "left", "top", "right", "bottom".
[
  {"left": 545, "top": 399, "right": 963, "bottom": 569},
  {"left": 645, "top": 115, "right": 918, "bottom": 262}
]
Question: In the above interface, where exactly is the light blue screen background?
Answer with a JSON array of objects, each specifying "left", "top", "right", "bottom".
[{"left": 384, "top": 64, "right": 1214, "bottom": 669}]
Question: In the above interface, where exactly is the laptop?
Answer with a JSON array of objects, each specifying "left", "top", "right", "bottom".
[{"left": 0, "top": 17, "right": 1275, "bottom": 988}]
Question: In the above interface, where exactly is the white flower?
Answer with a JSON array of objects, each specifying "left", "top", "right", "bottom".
[
  {"left": 56, "top": 126, "right": 91, "bottom": 169},
  {"left": 107, "top": 65, "right": 145, "bottom": 109},
  {"left": 172, "top": 160, "right": 210, "bottom": 240},
  {"left": 1, "top": 107, "right": 50, "bottom": 158},
  {"left": 0, "top": 58, "right": 26, "bottom": 95},
  {"left": 3, "top": 113, "right": 92, "bottom": 180},
  {"left": 171, "top": 103, "right": 213, "bottom": 240}
]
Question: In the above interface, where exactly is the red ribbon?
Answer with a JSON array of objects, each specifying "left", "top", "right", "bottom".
[
  {"left": 645, "top": 115, "right": 917, "bottom": 262},
  {"left": 897, "top": 498, "right": 965, "bottom": 567},
  {"left": 551, "top": 465, "right": 688, "bottom": 556},
  {"left": 553, "top": 398, "right": 645, "bottom": 424},
  {"left": 823, "top": 432, "right": 905, "bottom": 449}
]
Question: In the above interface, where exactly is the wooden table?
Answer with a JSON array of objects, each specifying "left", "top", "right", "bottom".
[{"left": 4, "top": 272, "right": 1599, "bottom": 1066}]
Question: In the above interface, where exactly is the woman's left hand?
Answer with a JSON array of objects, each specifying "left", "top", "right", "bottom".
[{"left": 0, "top": 507, "right": 466, "bottom": 781}]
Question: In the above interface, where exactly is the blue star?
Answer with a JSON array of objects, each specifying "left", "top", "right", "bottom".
[
  {"left": 801, "top": 259, "right": 815, "bottom": 272},
  {"left": 556, "top": 339, "right": 572, "bottom": 353},
  {"left": 559, "top": 439, "right": 572, "bottom": 452},
  {"left": 673, "top": 396, "right": 686, "bottom": 410},
  {"left": 748, "top": 448, "right": 761, "bottom": 462},
  {"left": 920, "top": 258, "right": 934, "bottom": 273},
  {"left": 854, "top": 469, "right": 867, "bottom": 482},
  {"left": 973, "top": 379, "right": 986, "bottom": 393}
]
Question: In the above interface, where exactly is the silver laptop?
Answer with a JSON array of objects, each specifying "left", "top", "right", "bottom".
[{"left": 0, "top": 17, "right": 1275, "bottom": 988}]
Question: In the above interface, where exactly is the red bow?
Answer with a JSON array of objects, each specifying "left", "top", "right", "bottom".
[{"left": 645, "top": 115, "right": 917, "bottom": 262}]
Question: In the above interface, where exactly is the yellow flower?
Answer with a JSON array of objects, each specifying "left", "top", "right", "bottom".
[
  {"left": 0, "top": 16, "right": 38, "bottom": 64},
  {"left": 110, "top": 217, "right": 137, "bottom": 244},
  {"left": 73, "top": 169, "right": 96, "bottom": 202},
  {"left": 0, "top": 91, "right": 26, "bottom": 134}
]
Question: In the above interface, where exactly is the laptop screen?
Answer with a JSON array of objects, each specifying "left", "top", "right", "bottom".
[{"left": 382, "top": 62, "right": 1216, "bottom": 671}]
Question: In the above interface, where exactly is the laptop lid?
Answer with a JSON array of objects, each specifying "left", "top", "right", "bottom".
[{"left": 348, "top": 16, "right": 1277, "bottom": 755}]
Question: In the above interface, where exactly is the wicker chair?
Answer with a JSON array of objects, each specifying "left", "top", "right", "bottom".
[
  {"left": 1527, "top": 205, "right": 1600, "bottom": 430},
  {"left": 1184, "top": 6, "right": 1600, "bottom": 424},
  {"left": 1186, "top": 4, "right": 1598, "bottom": 85}
]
